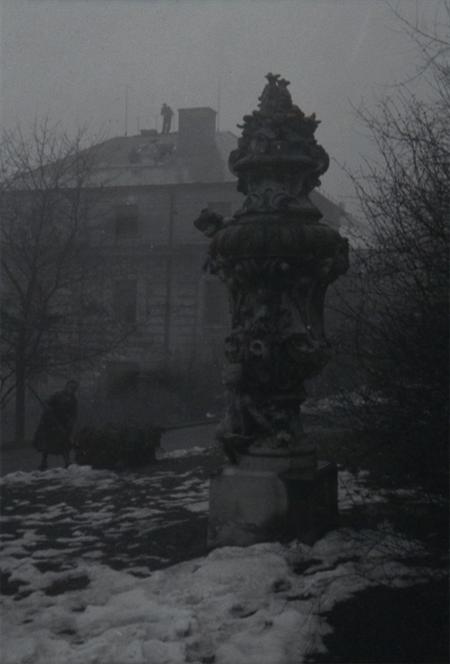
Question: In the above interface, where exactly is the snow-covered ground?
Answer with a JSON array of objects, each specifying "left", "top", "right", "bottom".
[
  {"left": 1, "top": 450, "right": 211, "bottom": 575},
  {"left": 0, "top": 456, "right": 445, "bottom": 664}
]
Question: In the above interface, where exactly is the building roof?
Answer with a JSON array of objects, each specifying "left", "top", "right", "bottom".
[
  {"left": 8, "top": 108, "right": 345, "bottom": 229},
  {"left": 86, "top": 130, "right": 238, "bottom": 187},
  {"left": 85, "top": 128, "right": 346, "bottom": 228}
]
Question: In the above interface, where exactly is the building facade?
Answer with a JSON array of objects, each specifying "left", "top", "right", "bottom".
[
  {"left": 0, "top": 107, "right": 350, "bottom": 440},
  {"left": 82, "top": 106, "right": 347, "bottom": 393}
]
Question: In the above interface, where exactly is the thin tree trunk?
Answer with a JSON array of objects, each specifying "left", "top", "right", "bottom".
[{"left": 15, "top": 340, "right": 26, "bottom": 444}]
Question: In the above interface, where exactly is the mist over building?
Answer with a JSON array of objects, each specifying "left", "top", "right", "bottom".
[
  {"left": 0, "top": 101, "right": 348, "bottom": 436},
  {"left": 76, "top": 106, "right": 346, "bottom": 409}
]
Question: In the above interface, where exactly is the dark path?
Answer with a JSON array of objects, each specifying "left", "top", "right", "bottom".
[{"left": 0, "top": 422, "right": 218, "bottom": 476}]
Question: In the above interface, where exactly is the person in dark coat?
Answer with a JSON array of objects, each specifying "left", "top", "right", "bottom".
[
  {"left": 33, "top": 380, "right": 79, "bottom": 470},
  {"left": 160, "top": 103, "right": 173, "bottom": 134}
]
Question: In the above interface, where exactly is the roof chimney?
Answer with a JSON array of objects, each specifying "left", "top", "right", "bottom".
[{"left": 177, "top": 107, "right": 216, "bottom": 155}]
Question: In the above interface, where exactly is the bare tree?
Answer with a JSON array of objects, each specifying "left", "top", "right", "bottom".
[
  {"left": 334, "top": 5, "right": 449, "bottom": 490},
  {"left": 0, "top": 121, "right": 130, "bottom": 442}
]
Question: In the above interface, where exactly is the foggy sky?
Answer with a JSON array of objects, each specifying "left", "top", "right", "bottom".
[{"left": 0, "top": 0, "right": 443, "bottom": 207}]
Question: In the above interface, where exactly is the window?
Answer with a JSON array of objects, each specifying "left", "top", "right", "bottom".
[
  {"left": 203, "top": 279, "right": 229, "bottom": 327},
  {"left": 115, "top": 204, "right": 139, "bottom": 239},
  {"left": 113, "top": 279, "right": 137, "bottom": 323},
  {"left": 207, "top": 201, "right": 232, "bottom": 218}
]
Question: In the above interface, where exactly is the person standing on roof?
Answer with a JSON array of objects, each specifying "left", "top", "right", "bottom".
[{"left": 160, "top": 103, "right": 174, "bottom": 134}]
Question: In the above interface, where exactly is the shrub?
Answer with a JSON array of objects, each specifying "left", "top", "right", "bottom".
[
  {"left": 74, "top": 424, "right": 162, "bottom": 470},
  {"left": 335, "top": 11, "right": 449, "bottom": 494}
]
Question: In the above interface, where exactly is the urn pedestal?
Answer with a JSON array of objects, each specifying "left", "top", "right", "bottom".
[
  {"left": 207, "top": 449, "right": 338, "bottom": 548},
  {"left": 195, "top": 74, "right": 348, "bottom": 549}
]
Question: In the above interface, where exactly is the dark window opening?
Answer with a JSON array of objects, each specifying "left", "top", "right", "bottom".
[
  {"left": 113, "top": 279, "right": 137, "bottom": 323},
  {"left": 115, "top": 204, "right": 139, "bottom": 239}
]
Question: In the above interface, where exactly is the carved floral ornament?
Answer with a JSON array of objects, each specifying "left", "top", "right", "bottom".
[{"left": 194, "top": 74, "right": 349, "bottom": 462}]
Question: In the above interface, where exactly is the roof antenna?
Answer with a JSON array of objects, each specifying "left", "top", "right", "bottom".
[
  {"left": 216, "top": 78, "right": 221, "bottom": 132},
  {"left": 124, "top": 85, "right": 129, "bottom": 136}
]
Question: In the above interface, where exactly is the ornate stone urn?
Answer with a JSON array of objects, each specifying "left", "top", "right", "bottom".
[{"left": 195, "top": 74, "right": 349, "bottom": 546}]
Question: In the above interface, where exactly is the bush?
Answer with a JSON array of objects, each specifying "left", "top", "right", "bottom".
[
  {"left": 336, "top": 12, "right": 450, "bottom": 494},
  {"left": 74, "top": 424, "right": 162, "bottom": 470}
]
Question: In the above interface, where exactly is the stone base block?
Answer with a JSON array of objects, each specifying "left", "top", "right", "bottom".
[
  {"left": 281, "top": 461, "right": 338, "bottom": 545},
  {"left": 207, "top": 461, "right": 338, "bottom": 548}
]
